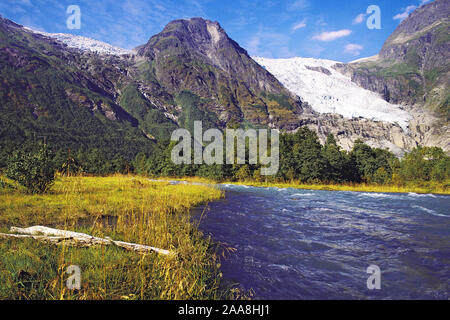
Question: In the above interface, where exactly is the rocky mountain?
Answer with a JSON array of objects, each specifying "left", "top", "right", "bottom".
[
  {"left": 0, "top": 15, "right": 157, "bottom": 164},
  {"left": 0, "top": 15, "right": 306, "bottom": 164},
  {"left": 0, "top": 8, "right": 448, "bottom": 161},
  {"left": 134, "top": 18, "right": 303, "bottom": 129},
  {"left": 335, "top": 0, "right": 449, "bottom": 151}
]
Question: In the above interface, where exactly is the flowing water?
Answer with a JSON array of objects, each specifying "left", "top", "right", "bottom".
[{"left": 191, "top": 184, "right": 450, "bottom": 300}]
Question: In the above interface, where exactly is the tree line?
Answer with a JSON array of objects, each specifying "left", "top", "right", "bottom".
[
  {"left": 1, "top": 127, "right": 449, "bottom": 193},
  {"left": 134, "top": 127, "right": 450, "bottom": 185}
]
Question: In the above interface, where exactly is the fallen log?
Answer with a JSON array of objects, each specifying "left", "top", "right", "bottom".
[
  {"left": 0, "top": 233, "right": 73, "bottom": 243},
  {"left": 1, "top": 226, "right": 171, "bottom": 255}
]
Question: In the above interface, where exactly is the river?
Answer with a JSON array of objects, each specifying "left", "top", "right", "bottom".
[{"left": 191, "top": 184, "right": 450, "bottom": 300}]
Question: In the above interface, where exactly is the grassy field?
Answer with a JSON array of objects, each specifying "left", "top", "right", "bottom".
[{"left": 0, "top": 174, "right": 243, "bottom": 300}]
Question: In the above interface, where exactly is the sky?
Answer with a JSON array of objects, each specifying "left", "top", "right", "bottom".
[{"left": 1, "top": 0, "right": 434, "bottom": 62}]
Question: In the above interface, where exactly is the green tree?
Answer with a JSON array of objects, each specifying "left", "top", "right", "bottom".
[
  {"left": 350, "top": 140, "right": 396, "bottom": 183},
  {"left": 322, "top": 134, "right": 348, "bottom": 183},
  {"left": 430, "top": 157, "right": 450, "bottom": 182},
  {"left": 292, "top": 128, "right": 326, "bottom": 182},
  {"left": 398, "top": 146, "right": 450, "bottom": 182},
  {"left": 146, "top": 141, "right": 183, "bottom": 177},
  {"left": 133, "top": 152, "right": 148, "bottom": 175},
  {"left": 197, "top": 164, "right": 226, "bottom": 180},
  {"left": 372, "top": 167, "right": 391, "bottom": 184},
  {"left": 6, "top": 145, "right": 56, "bottom": 194}
]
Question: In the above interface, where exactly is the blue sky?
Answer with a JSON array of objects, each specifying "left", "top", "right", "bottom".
[{"left": 1, "top": 0, "right": 433, "bottom": 62}]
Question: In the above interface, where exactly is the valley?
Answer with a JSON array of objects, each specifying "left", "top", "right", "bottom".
[{"left": 0, "top": 0, "right": 449, "bottom": 303}]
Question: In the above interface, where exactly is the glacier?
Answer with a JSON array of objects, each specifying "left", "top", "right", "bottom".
[
  {"left": 24, "top": 27, "right": 132, "bottom": 56},
  {"left": 253, "top": 57, "right": 411, "bottom": 130},
  {"left": 22, "top": 25, "right": 412, "bottom": 131}
]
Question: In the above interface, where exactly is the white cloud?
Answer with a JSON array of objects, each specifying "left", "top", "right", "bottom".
[
  {"left": 420, "top": 0, "right": 432, "bottom": 5},
  {"left": 353, "top": 13, "right": 365, "bottom": 25},
  {"left": 345, "top": 43, "right": 363, "bottom": 56},
  {"left": 313, "top": 29, "right": 352, "bottom": 41},
  {"left": 393, "top": 5, "right": 417, "bottom": 21},
  {"left": 292, "top": 19, "right": 306, "bottom": 31}
]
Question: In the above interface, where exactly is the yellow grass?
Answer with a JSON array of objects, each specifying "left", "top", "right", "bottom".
[
  {"left": 0, "top": 174, "right": 221, "bottom": 225},
  {"left": 0, "top": 174, "right": 237, "bottom": 300}
]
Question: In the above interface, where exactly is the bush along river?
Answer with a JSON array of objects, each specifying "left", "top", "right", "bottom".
[{"left": 191, "top": 184, "right": 450, "bottom": 300}]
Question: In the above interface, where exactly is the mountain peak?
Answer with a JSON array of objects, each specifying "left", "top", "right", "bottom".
[
  {"left": 135, "top": 17, "right": 301, "bottom": 128},
  {"left": 164, "top": 17, "right": 220, "bottom": 28},
  {"left": 136, "top": 16, "right": 286, "bottom": 94},
  {"left": 395, "top": 0, "right": 449, "bottom": 36},
  {"left": 381, "top": 0, "right": 449, "bottom": 55},
  {"left": 163, "top": 17, "right": 222, "bottom": 33},
  {"left": 137, "top": 17, "right": 242, "bottom": 59}
]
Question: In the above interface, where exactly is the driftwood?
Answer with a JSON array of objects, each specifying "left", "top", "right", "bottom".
[{"left": 0, "top": 226, "right": 171, "bottom": 255}]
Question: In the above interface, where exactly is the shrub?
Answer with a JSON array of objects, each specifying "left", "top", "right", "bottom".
[
  {"left": 372, "top": 167, "right": 391, "bottom": 185},
  {"left": 5, "top": 146, "right": 56, "bottom": 194},
  {"left": 234, "top": 165, "right": 251, "bottom": 181}
]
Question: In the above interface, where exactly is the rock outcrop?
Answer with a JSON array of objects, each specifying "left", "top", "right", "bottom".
[{"left": 334, "top": 0, "right": 449, "bottom": 152}]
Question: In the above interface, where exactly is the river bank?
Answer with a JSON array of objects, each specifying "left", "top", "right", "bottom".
[
  {"left": 152, "top": 177, "right": 450, "bottom": 195},
  {"left": 0, "top": 175, "right": 232, "bottom": 300}
]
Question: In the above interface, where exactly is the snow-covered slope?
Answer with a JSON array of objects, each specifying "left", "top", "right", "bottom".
[
  {"left": 253, "top": 57, "right": 411, "bottom": 130},
  {"left": 24, "top": 27, "right": 131, "bottom": 56}
]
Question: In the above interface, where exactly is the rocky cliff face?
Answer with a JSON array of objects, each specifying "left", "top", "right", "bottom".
[
  {"left": 138, "top": 18, "right": 283, "bottom": 94},
  {"left": 338, "top": 0, "right": 449, "bottom": 111},
  {"left": 135, "top": 18, "right": 303, "bottom": 129},
  {"left": 296, "top": 113, "right": 418, "bottom": 154},
  {"left": 334, "top": 0, "right": 449, "bottom": 151}
]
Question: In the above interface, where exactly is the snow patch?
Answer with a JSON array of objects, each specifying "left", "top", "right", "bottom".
[
  {"left": 253, "top": 56, "right": 411, "bottom": 130},
  {"left": 24, "top": 27, "right": 132, "bottom": 56}
]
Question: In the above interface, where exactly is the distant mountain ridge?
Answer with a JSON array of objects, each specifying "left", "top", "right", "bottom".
[
  {"left": 0, "top": 14, "right": 153, "bottom": 164},
  {"left": 0, "top": 5, "right": 448, "bottom": 161}
]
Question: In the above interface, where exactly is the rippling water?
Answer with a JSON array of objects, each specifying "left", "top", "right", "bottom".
[{"left": 191, "top": 184, "right": 450, "bottom": 300}]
